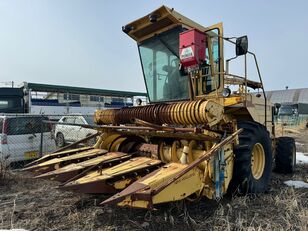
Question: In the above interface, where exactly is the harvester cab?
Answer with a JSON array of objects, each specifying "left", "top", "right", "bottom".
[
  {"left": 123, "top": 7, "right": 225, "bottom": 103},
  {"left": 24, "top": 6, "right": 296, "bottom": 210}
]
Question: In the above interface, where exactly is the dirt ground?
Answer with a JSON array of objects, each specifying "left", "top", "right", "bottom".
[{"left": 0, "top": 126, "right": 307, "bottom": 231}]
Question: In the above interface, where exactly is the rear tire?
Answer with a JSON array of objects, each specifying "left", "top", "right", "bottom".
[
  {"left": 56, "top": 132, "right": 65, "bottom": 148},
  {"left": 229, "top": 121, "right": 272, "bottom": 195},
  {"left": 274, "top": 137, "right": 296, "bottom": 174}
]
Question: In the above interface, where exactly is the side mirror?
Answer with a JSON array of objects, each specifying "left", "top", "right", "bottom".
[
  {"left": 236, "top": 36, "right": 248, "bottom": 56},
  {"left": 274, "top": 103, "right": 281, "bottom": 109},
  {"left": 274, "top": 103, "right": 281, "bottom": 115},
  {"left": 136, "top": 98, "right": 142, "bottom": 106}
]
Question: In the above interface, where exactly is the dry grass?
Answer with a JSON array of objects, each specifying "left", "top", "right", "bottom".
[
  {"left": 275, "top": 121, "right": 307, "bottom": 137},
  {"left": 0, "top": 164, "right": 306, "bottom": 231},
  {"left": 0, "top": 155, "right": 12, "bottom": 187}
]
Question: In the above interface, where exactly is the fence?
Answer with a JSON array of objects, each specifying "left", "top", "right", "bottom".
[
  {"left": 274, "top": 115, "right": 308, "bottom": 128},
  {"left": 2, "top": 112, "right": 307, "bottom": 169},
  {"left": 0, "top": 114, "right": 98, "bottom": 168}
]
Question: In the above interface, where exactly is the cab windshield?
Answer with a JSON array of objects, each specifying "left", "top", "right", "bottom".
[
  {"left": 138, "top": 27, "right": 220, "bottom": 103},
  {"left": 138, "top": 27, "right": 189, "bottom": 102}
]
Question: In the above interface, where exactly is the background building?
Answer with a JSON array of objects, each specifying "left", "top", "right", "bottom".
[
  {"left": 0, "top": 82, "right": 147, "bottom": 114},
  {"left": 265, "top": 87, "right": 308, "bottom": 123}
]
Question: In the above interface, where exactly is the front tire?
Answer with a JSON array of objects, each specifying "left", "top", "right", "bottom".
[
  {"left": 229, "top": 121, "right": 272, "bottom": 195},
  {"left": 56, "top": 132, "right": 65, "bottom": 148}
]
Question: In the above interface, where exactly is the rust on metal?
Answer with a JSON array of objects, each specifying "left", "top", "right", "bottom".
[
  {"left": 118, "top": 130, "right": 220, "bottom": 142},
  {"left": 22, "top": 149, "right": 108, "bottom": 174},
  {"left": 101, "top": 162, "right": 188, "bottom": 208},
  {"left": 135, "top": 143, "right": 158, "bottom": 159},
  {"left": 101, "top": 129, "right": 242, "bottom": 207},
  {"left": 59, "top": 157, "right": 162, "bottom": 194},
  {"left": 34, "top": 152, "right": 131, "bottom": 182},
  {"left": 60, "top": 179, "right": 117, "bottom": 194},
  {"left": 23, "top": 146, "right": 94, "bottom": 168},
  {"left": 152, "top": 129, "right": 243, "bottom": 195},
  {"left": 94, "top": 99, "right": 223, "bottom": 126}
]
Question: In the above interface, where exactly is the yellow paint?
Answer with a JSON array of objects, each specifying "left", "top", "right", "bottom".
[
  {"left": 24, "top": 150, "right": 39, "bottom": 159},
  {"left": 201, "top": 143, "right": 234, "bottom": 198},
  {"left": 251, "top": 143, "right": 265, "bottom": 180},
  {"left": 36, "top": 152, "right": 130, "bottom": 179},
  {"left": 152, "top": 167, "right": 203, "bottom": 205},
  {"left": 114, "top": 178, "right": 132, "bottom": 189},
  {"left": 31, "top": 148, "right": 105, "bottom": 168},
  {"left": 118, "top": 197, "right": 150, "bottom": 209},
  {"left": 69, "top": 157, "right": 161, "bottom": 185},
  {"left": 110, "top": 137, "right": 127, "bottom": 152},
  {"left": 117, "top": 163, "right": 203, "bottom": 208},
  {"left": 224, "top": 96, "right": 243, "bottom": 106},
  {"left": 94, "top": 133, "right": 107, "bottom": 149},
  {"left": 99, "top": 133, "right": 122, "bottom": 150},
  {"left": 28, "top": 146, "right": 92, "bottom": 167}
]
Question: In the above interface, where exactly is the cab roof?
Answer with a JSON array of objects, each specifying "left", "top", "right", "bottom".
[{"left": 122, "top": 5, "right": 210, "bottom": 43}]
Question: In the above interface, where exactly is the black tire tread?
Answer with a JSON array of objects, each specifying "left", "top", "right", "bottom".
[
  {"left": 56, "top": 132, "right": 65, "bottom": 148},
  {"left": 274, "top": 137, "right": 296, "bottom": 174},
  {"left": 228, "top": 121, "right": 272, "bottom": 195}
]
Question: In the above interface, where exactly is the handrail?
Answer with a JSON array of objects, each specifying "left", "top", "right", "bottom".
[{"left": 214, "top": 34, "right": 267, "bottom": 125}]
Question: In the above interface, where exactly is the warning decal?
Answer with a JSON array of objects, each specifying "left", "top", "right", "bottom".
[{"left": 180, "top": 47, "right": 194, "bottom": 59}]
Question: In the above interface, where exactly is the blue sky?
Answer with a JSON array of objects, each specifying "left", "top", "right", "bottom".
[{"left": 0, "top": 0, "right": 307, "bottom": 92}]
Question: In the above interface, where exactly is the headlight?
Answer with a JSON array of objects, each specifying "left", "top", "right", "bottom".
[{"left": 222, "top": 88, "right": 231, "bottom": 97}]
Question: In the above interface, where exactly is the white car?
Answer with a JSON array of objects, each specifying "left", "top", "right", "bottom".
[
  {"left": 55, "top": 115, "right": 97, "bottom": 147},
  {"left": 0, "top": 115, "right": 56, "bottom": 163}
]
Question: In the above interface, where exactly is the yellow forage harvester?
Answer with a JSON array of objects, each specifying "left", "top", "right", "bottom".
[{"left": 24, "top": 6, "right": 296, "bottom": 209}]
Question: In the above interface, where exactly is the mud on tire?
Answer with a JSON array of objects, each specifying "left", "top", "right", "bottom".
[
  {"left": 274, "top": 137, "right": 296, "bottom": 174},
  {"left": 228, "top": 121, "right": 272, "bottom": 195}
]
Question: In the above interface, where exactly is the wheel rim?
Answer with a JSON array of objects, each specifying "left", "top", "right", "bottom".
[{"left": 251, "top": 143, "right": 265, "bottom": 180}]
